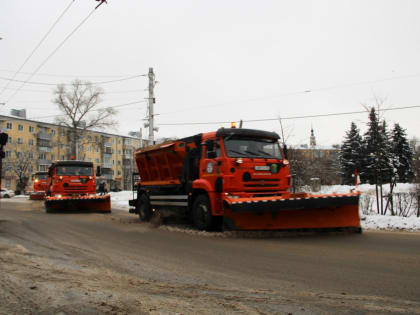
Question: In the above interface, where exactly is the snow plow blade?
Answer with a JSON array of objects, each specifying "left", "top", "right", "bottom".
[
  {"left": 44, "top": 195, "right": 111, "bottom": 213},
  {"left": 223, "top": 192, "right": 361, "bottom": 231},
  {"left": 29, "top": 192, "right": 45, "bottom": 200}
]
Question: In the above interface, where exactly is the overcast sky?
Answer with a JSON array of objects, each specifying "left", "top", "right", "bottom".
[{"left": 1, "top": 0, "right": 419, "bottom": 146}]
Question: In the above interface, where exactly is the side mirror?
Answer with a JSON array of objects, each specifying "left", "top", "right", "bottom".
[
  {"left": 96, "top": 166, "right": 101, "bottom": 177},
  {"left": 205, "top": 139, "right": 214, "bottom": 152},
  {"left": 283, "top": 144, "right": 288, "bottom": 160},
  {"left": 207, "top": 151, "right": 217, "bottom": 159}
]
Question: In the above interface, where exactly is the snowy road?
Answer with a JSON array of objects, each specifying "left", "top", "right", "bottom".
[{"left": 1, "top": 198, "right": 420, "bottom": 314}]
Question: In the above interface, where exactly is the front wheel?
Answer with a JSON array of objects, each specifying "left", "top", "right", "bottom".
[
  {"left": 193, "top": 194, "right": 218, "bottom": 231},
  {"left": 137, "top": 194, "right": 152, "bottom": 222}
]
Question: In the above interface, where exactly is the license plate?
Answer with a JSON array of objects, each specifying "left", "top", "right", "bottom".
[
  {"left": 255, "top": 165, "right": 269, "bottom": 171},
  {"left": 71, "top": 179, "right": 80, "bottom": 183}
]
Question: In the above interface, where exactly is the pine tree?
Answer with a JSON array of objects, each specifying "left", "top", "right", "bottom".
[
  {"left": 391, "top": 123, "right": 414, "bottom": 182},
  {"left": 362, "top": 108, "right": 394, "bottom": 214},
  {"left": 339, "top": 122, "right": 363, "bottom": 184},
  {"left": 362, "top": 108, "right": 381, "bottom": 184},
  {"left": 377, "top": 120, "right": 394, "bottom": 184}
]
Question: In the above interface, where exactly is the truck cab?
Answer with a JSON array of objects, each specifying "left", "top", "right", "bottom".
[
  {"left": 30, "top": 171, "right": 49, "bottom": 199},
  {"left": 47, "top": 160, "right": 97, "bottom": 197}
]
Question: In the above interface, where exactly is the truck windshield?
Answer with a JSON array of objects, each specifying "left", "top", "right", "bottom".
[
  {"left": 35, "top": 175, "right": 48, "bottom": 180},
  {"left": 56, "top": 166, "right": 93, "bottom": 176},
  {"left": 224, "top": 137, "right": 282, "bottom": 159}
]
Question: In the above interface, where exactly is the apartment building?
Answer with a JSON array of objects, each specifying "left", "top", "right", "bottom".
[{"left": 0, "top": 114, "right": 140, "bottom": 192}]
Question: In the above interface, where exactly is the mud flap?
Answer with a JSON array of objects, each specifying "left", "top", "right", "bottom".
[
  {"left": 45, "top": 195, "right": 111, "bottom": 212},
  {"left": 223, "top": 193, "right": 361, "bottom": 231}
]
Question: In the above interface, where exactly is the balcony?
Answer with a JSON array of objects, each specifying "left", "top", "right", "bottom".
[
  {"left": 38, "top": 146, "right": 52, "bottom": 153},
  {"left": 37, "top": 132, "right": 52, "bottom": 140},
  {"left": 38, "top": 159, "right": 52, "bottom": 165},
  {"left": 102, "top": 162, "right": 113, "bottom": 169},
  {"left": 103, "top": 173, "right": 113, "bottom": 180},
  {"left": 103, "top": 147, "right": 113, "bottom": 155},
  {"left": 103, "top": 142, "right": 112, "bottom": 148}
]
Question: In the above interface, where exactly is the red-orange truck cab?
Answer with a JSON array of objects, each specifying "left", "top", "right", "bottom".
[
  {"left": 129, "top": 127, "right": 360, "bottom": 231},
  {"left": 29, "top": 171, "right": 49, "bottom": 200},
  {"left": 44, "top": 160, "right": 111, "bottom": 212}
]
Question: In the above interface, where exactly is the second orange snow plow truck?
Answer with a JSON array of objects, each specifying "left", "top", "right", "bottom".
[
  {"left": 44, "top": 160, "right": 111, "bottom": 213},
  {"left": 129, "top": 128, "right": 361, "bottom": 231},
  {"left": 29, "top": 171, "right": 49, "bottom": 200}
]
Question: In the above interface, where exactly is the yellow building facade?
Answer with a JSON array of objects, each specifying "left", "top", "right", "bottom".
[{"left": 0, "top": 114, "right": 140, "bottom": 192}]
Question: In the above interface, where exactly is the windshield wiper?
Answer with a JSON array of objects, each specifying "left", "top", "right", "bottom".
[
  {"left": 257, "top": 150, "right": 280, "bottom": 159},
  {"left": 244, "top": 150, "right": 266, "bottom": 158},
  {"left": 227, "top": 149, "right": 244, "bottom": 156}
]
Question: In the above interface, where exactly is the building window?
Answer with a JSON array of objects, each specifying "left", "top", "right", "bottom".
[
  {"left": 60, "top": 130, "right": 65, "bottom": 137},
  {"left": 39, "top": 165, "right": 48, "bottom": 172},
  {"left": 51, "top": 154, "right": 55, "bottom": 160},
  {"left": 28, "top": 139, "right": 34, "bottom": 146},
  {"left": 95, "top": 158, "right": 99, "bottom": 163},
  {"left": 60, "top": 144, "right": 64, "bottom": 149},
  {"left": 28, "top": 165, "right": 33, "bottom": 172},
  {"left": 51, "top": 130, "right": 56, "bottom": 136},
  {"left": 29, "top": 126, "right": 35, "bottom": 133},
  {"left": 5, "top": 179, "right": 11, "bottom": 188},
  {"left": 118, "top": 139, "right": 121, "bottom": 144},
  {"left": 112, "top": 160, "right": 114, "bottom": 165},
  {"left": 96, "top": 147, "right": 99, "bottom": 153},
  {"left": 88, "top": 158, "right": 92, "bottom": 162},
  {"left": 39, "top": 153, "right": 47, "bottom": 160},
  {"left": 6, "top": 122, "right": 12, "bottom": 129},
  {"left": 18, "top": 124, "right": 24, "bottom": 131},
  {"left": 61, "top": 155, "right": 65, "bottom": 160},
  {"left": 118, "top": 170, "right": 121, "bottom": 176},
  {"left": 16, "top": 152, "right": 22, "bottom": 158},
  {"left": 88, "top": 146, "right": 91, "bottom": 152},
  {"left": 5, "top": 151, "right": 11, "bottom": 158},
  {"left": 28, "top": 152, "right": 34, "bottom": 159},
  {"left": 8, "top": 137, "right": 12, "bottom": 144},
  {"left": 17, "top": 137, "right": 23, "bottom": 144},
  {"left": 118, "top": 150, "right": 121, "bottom": 155},
  {"left": 118, "top": 160, "right": 121, "bottom": 165}
]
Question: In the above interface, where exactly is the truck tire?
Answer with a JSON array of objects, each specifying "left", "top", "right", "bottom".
[
  {"left": 193, "top": 194, "right": 214, "bottom": 231},
  {"left": 137, "top": 194, "right": 152, "bottom": 222}
]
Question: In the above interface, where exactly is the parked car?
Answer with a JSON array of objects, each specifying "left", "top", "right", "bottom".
[{"left": 1, "top": 189, "right": 15, "bottom": 198}]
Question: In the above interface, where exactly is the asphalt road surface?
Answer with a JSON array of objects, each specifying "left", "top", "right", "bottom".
[{"left": 1, "top": 198, "right": 420, "bottom": 314}]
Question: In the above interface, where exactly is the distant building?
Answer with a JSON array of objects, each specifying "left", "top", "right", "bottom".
[{"left": 0, "top": 114, "right": 141, "bottom": 192}]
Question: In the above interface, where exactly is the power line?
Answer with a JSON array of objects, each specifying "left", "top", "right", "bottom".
[
  {"left": 6, "top": 2, "right": 106, "bottom": 103},
  {"left": 0, "top": 0, "right": 75, "bottom": 97},
  {"left": 158, "top": 73, "right": 420, "bottom": 117},
  {"left": 0, "top": 74, "right": 146, "bottom": 87},
  {"left": 0, "top": 85, "right": 145, "bottom": 94},
  {"left": 29, "top": 100, "right": 147, "bottom": 120},
  {"left": 158, "top": 105, "right": 420, "bottom": 126},
  {"left": 0, "top": 68, "right": 144, "bottom": 79}
]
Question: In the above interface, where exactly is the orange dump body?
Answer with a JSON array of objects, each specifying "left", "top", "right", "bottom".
[
  {"left": 44, "top": 160, "right": 110, "bottom": 212},
  {"left": 133, "top": 128, "right": 360, "bottom": 231}
]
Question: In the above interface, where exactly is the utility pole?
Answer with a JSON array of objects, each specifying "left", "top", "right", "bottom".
[{"left": 148, "top": 67, "right": 155, "bottom": 144}]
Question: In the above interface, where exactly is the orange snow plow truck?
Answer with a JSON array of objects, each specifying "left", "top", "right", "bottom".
[
  {"left": 44, "top": 160, "right": 111, "bottom": 213},
  {"left": 29, "top": 171, "right": 49, "bottom": 200},
  {"left": 129, "top": 128, "right": 361, "bottom": 232}
]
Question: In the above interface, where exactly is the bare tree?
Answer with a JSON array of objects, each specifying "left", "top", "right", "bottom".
[
  {"left": 3, "top": 144, "right": 37, "bottom": 194},
  {"left": 53, "top": 79, "right": 118, "bottom": 159}
]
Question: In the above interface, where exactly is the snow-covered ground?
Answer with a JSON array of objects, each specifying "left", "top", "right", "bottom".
[{"left": 109, "top": 184, "right": 420, "bottom": 232}]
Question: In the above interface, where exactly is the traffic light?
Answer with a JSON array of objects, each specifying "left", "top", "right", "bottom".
[{"left": 0, "top": 132, "right": 8, "bottom": 146}]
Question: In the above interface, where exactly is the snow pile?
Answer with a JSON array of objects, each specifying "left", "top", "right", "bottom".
[
  {"left": 109, "top": 191, "right": 133, "bottom": 211},
  {"left": 362, "top": 215, "right": 420, "bottom": 231}
]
